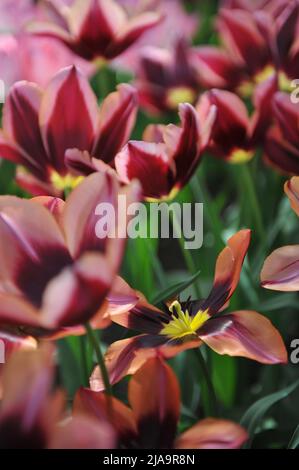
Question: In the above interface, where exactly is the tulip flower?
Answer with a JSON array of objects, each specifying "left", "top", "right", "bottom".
[
  {"left": 115, "top": 0, "right": 198, "bottom": 74},
  {"left": 0, "top": 65, "right": 138, "bottom": 196},
  {"left": 197, "top": 80, "right": 276, "bottom": 162},
  {"left": 115, "top": 101, "right": 216, "bottom": 200},
  {"left": 196, "top": 2, "right": 299, "bottom": 95},
  {"left": 28, "top": 0, "right": 162, "bottom": 62},
  {"left": 0, "top": 172, "right": 140, "bottom": 332},
  {"left": 75, "top": 357, "right": 248, "bottom": 449},
  {"left": 261, "top": 177, "right": 299, "bottom": 291},
  {"left": 90, "top": 230, "right": 287, "bottom": 391},
  {"left": 0, "top": 0, "right": 93, "bottom": 91},
  {"left": 264, "top": 92, "right": 299, "bottom": 174},
  {"left": 135, "top": 39, "right": 201, "bottom": 114},
  {"left": 0, "top": 345, "right": 115, "bottom": 449}
]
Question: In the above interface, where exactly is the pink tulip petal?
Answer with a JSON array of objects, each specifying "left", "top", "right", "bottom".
[
  {"left": 199, "top": 310, "right": 287, "bottom": 364},
  {"left": 39, "top": 66, "right": 98, "bottom": 173},
  {"left": 261, "top": 245, "right": 299, "bottom": 291},
  {"left": 129, "top": 357, "right": 180, "bottom": 449},
  {"left": 93, "top": 84, "right": 138, "bottom": 164},
  {"left": 175, "top": 418, "right": 248, "bottom": 449}
]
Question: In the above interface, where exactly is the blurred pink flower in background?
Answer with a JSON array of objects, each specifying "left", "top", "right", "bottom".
[
  {"left": 114, "top": 0, "right": 199, "bottom": 72},
  {"left": 0, "top": 0, "right": 93, "bottom": 93}
]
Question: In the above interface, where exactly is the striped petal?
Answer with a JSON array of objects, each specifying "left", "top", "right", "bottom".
[
  {"left": 39, "top": 66, "right": 98, "bottom": 173},
  {"left": 198, "top": 310, "right": 287, "bottom": 364},
  {"left": 261, "top": 245, "right": 299, "bottom": 291},
  {"left": 2, "top": 82, "right": 49, "bottom": 180},
  {"left": 202, "top": 229, "right": 251, "bottom": 313},
  {"left": 0, "top": 196, "right": 70, "bottom": 307},
  {"left": 92, "top": 84, "right": 138, "bottom": 164}
]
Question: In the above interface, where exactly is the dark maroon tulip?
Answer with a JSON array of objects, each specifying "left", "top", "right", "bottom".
[
  {"left": 0, "top": 172, "right": 140, "bottom": 331},
  {"left": 29, "top": 0, "right": 162, "bottom": 61},
  {"left": 0, "top": 66, "right": 138, "bottom": 196},
  {"left": 115, "top": 102, "right": 216, "bottom": 200}
]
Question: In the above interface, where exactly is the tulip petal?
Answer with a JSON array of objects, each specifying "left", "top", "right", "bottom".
[
  {"left": 272, "top": 92, "right": 299, "bottom": 146},
  {"left": 110, "top": 291, "right": 169, "bottom": 334},
  {"left": 200, "top": 89, "right": 250, "bottom": 159},
  {"left": 39, "top": 66, "right": 98, "bottom": 173},
  {"left": 70, "top": 0, "right": 127, "bottom": 59},
  {"left": 115, "top": 141, "right": 174, "bottom": 199},
  {"left": 106, "top": 276, "right": 139, "bottom": 316},
  {"left": 2, "top": 82, "right": 49, "bottom": 180},
  {"left": 90, "top": 334, "right": 199, "bottom": 392},
  {"left": 193, "top": 46, "right": 244, "bottom": 89},
  {"left": 65, "top": 148, "right": 98, "bottom": 176},
  {"left": 41, "top": 253, "right": 113, "bottom": 328},
  {"left": 92, "top": 84, "right": 138, "bottom": 164},
  {"left": 62, "top": 172, "right": 118, "bottom": 258},
  {"left": 202, "top": 230, "right": 251, "bottom": 313},
  {"left": 199, "top": 310, "right": 287, "bottom": 364},
  {"left": 129, "top": 357, "right": 180, "bottom": 449},
  {"left": 107, "top": 12, "right": 162, "bottom": 59},
  {"left": 0, "top": 294, "right": 42, "bottom": 328},
  {"left": 164, "top": 103, "right": 203, "bottom": 188},
  {"left": 50, "top": 415, "right": 116, "bottom": 449},
  {"left": 218, "top": 8, "right": 269, "bottom": 74},
  {"left": 0, "top": 344, "right": 62, "bottom": 449},
  {"left": 264, "top": 126, "right": 299, "bottom": 174},
  {"left": 250, "top": 74, "right": 277, "bottom": 144},
  {"left": 261, "top": 245, "right": 299, "bottom": 291},
  {"left": 284, "top": 177, "right": 299, "bottom": 217},
  {"left": 175, "top": 418, "right": 248, "bottom": 449},
  {"left": 90, "top": 335, "right": 166, "bottom": 391},
  {"left": 15, "top": 168, "right": 58, "bottom": 197},
  {"left": 31, "top": 196, "right": 65, "bottom": 227},
  {"left": 73, "top": 387, "right": 136, "bottom": 446},
  {"left": 0, "top": 196, "right": 71, "bottom": 306}
]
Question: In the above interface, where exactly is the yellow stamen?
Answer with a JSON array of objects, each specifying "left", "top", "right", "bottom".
[
  {"left": 166, "top": 87, "right": 196, "bottom": 109},
  {"left": 50, "top": 171, "right": 84, "bottom": 192},
  {"left": 238, "top": 65, "right": 292, "bottom": 97},
  {"left": 229, "top": 149, "right": 254, "bottom": 164},
  {"left": 160, "top": 300, "right": 210, "bottom": 340}
]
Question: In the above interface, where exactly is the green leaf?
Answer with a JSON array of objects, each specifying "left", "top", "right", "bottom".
[
  {"left": 288, "top": 424, "right": 299, "bottom": 449},
  {"left": 241, "top": 379, "right": 299, "bottom": 447},
  {"left": 150, "top": 268, "right": 201, "bottom": 305},
  {"left": 211, "top": 352, "right": 236, "bottom": 407}
]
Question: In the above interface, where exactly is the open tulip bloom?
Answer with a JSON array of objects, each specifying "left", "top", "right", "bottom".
[
  {"left": 75, "top": 357, "right": 248, "bottom": 449},
  {"left": 90, "top": 230, "right": 287, "bottom": 391},
  {"left": 261, "top": 177, "right": 299, "bottom": 291},
  {"left": 0, "top": 172, "right": 140, "bottom": 333},
  {"left": 28, "top": 0, "right": 162, "bottom": 62},
  {"left": 0, "top": 65, "right": 138, "bottom": 196}
]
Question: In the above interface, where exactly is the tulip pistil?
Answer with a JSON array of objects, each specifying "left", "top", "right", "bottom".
[{"left": 161, "top": 300, "right": 210, "bottom": 340}]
